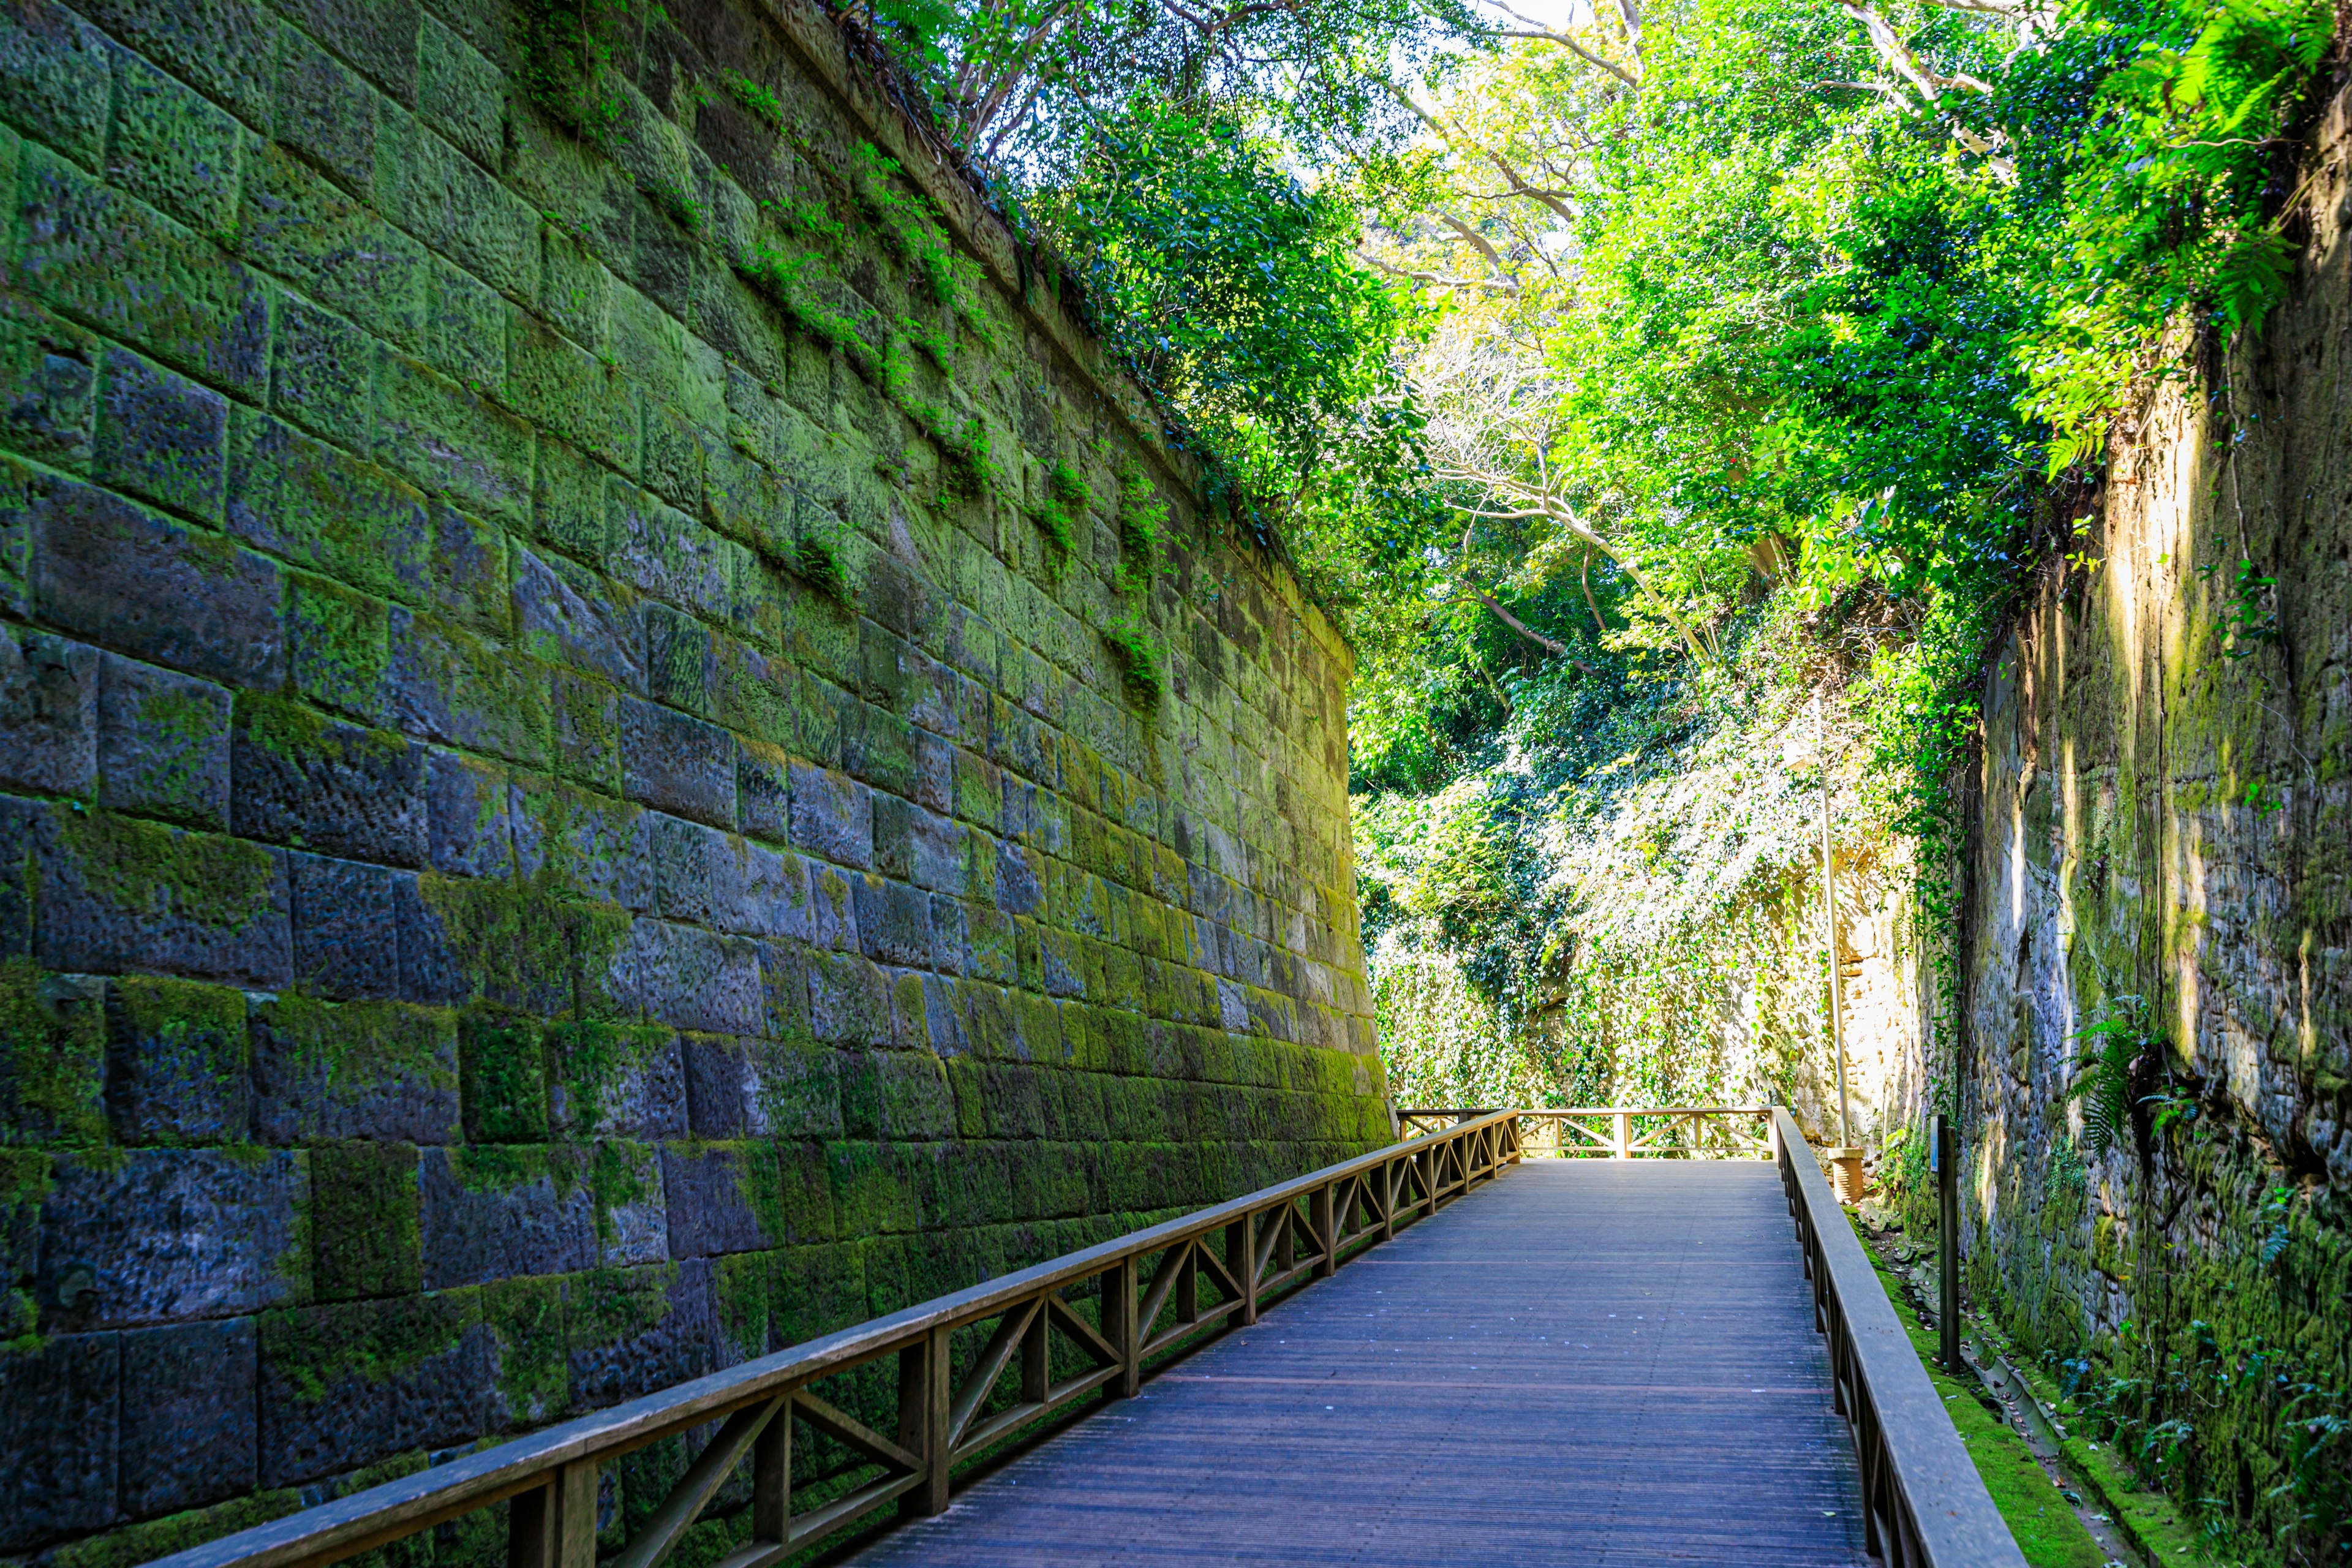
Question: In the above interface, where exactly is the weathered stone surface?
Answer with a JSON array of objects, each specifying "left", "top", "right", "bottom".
[
  {"left": 119, "top": 1316, "right": 257, "bottom": 1516},
  {"left": 39, "top": 1148, "right": 307, "bottom": 1329},
  {"left": 96, "top": 652, "right": 231, "bottom": 829},
  {"left": 257, "top": 1291, "right": 489, "bottom": 1485},
  {"left": 0, "top": 626, "right": 94, "bottom": 796},
  {"left": 418, "top": 1145, "right": 598, "bottom": 1290},
  {"left": 250, "top": 994, "right": 460, "bottom": 1146},
  {"left": 34, "top": 808, "right": 293, "bottom": 986},
  {"left": 105, "top": 974, "right": 247, "bottom": 1146},
  {"left": 287, "top": 850, "right": 400, "bottom": 1000},
  {"left": 0, "top": 1331, "right": 118, "bottom": 1550},
  {"left": 565, "top": 1261, "right": 714, "bottom": 1411}
]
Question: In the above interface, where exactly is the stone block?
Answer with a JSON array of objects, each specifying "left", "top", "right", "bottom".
[
  {"left": 288, "top": 850, "right": 400, "bottom": 999},
  {"left": 268, "top": 293, "right": 374, "bottom": 450},
  {"left": 227, "top": 408, "right": 429, "bottom": 602},
  {"left": 805, "top": 949, "right": 890, "bottom": 1048},
  {"left": 0, "top": 959, "right": 104, "bottom": 1148},
  {"left": 119, "top": 1316, "right": 257, "bottom": 1517},
  {"left": 645, "top": 601, "right": 713, "bottom": 717},
  {"left": 508, "top": 775, "right": 652, "bottom": 910},
  {"left": 250, "top": 993, "right": 459, "bottom": 1145},
  {"left": 0, "top": 292, "right": 98, "bottom": 473},
  {"left": 753, "top": 939, "right": 810, "bottom": 1046},
  {"left": 18, "top": 146, "right": 270, "bottom": 398},
  {"left": 0, "top": 1330, "right": 117, "bottom": 1550},
  {"left": 239, "top": 142, "right": 426, "bottom": 347},
  {"left": 853, "top": 875, "right": 932, "bottom": 969},
  {"left": 39, "top": 1147, "right": 307, "bottom": 1329},
  {"left": 277, "top": 0, "right": 418, "bottom": 102},
  {"left": 599, "top": 916, "right": 761, "bottom": 1036},
  {"left": 418, "top": 15, "right": 502, "bottom": 171},
  {"left": 457, "top": 1007, "right": 547, "bottom": 1143},
  {"left": 396, "top": 869, "right": 595, "bottom": 1016},
  {"left": 273, "top": 23, "right": 377, "bottom": 190},
  {"left": 837, "top": 1049, "right": 955, "bottom": 1141},
  {"left": 809, "top": 861, "right": 858, "bottom": 952},
  {"left": 311, "top": 1139, "right": 421, "bottom": 1302},
  {"left": 551, "top": 669, "right": 619, "bottom": 791},
  {"left": 426, "top": 748, "right": 512, "bottom": 878},
  {"left": 26, "top": 471, "right": 284, "bottom": 688},
  {"left": 736, "top": 738, "right": 791, "bottom": 845},
  {"left": 765, "top": 1240, "right": 863, "bottom": 1349},
  {"left": 620, "top": 697, "right": 734, "bottom": 827},
  {"left": 512, "top": 545, "right": 643, "bottom": 693},
  {"left": 679, "top": 1032, "right": 837, "bottom": 1139},
  {"left": 0, "top": 627, "right": 95, "bottom": 796},
  {"left": 418, "top": 1145, "right": 595, "bottom": 1289},
  {"left": 77, "top": 0, "right": 275, "bottom": 123},
  {"left": 105, "top": 974, "right": 247, "bottom": 1147},
  {"left": 374, "top": 352, "right": 532, "bottom": 526},
  {"left": 788, "top": 762, "right": 869, "bottom": 869},
  {"left": 257, "top": 1291, "right": 488, "bottom": 1486},
  {"left": 35, "top": 808, "right": 292, "bottom": 987},
  {"left": 584, "top": 1139, "right": 667, "bottom": 1267},
  {"left": 0, "top": 0, "right": 111, "bottom": 168},
  {"left": 108, "top": 43, "right": 245, "bottom": 238},
  {"left": 387, "top": 610, "right": 552, "bottom": 768},
  {"left": 287, "top": 573, "right": 391, "bottom": 725},
  {"left": 659, "top": 1141, "right": 777, "bottom": 1257},
  {"left": 484, "top": 1273, "right": 565, "bottom": 1429},
  {"left": 232, "top": 694, "right": 426, "bottom": 867},
  {"left": 379, "top": 109, "right": 538, "bottom": 300},
  {"left": 565, "top": 1261, "right": 714, "bottom": 1412},
  {"left": 546, "top": 1020, "right": 685, "bottom": 1139}
]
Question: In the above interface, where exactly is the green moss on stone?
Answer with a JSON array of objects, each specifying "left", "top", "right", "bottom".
[
  {"left": 459, "top": 1008, "right": 549, "bottom": 1143},
  {"left": 486, "top": 1274, "right": 567, "bottom": 1423},
  {"left": 260, "top": 1289, "right": 477, "bottom": 1405},
  {"left": 567, "top": 1262, "right": 675, "bottom": 1349},
  {"left": 0, "top": 960, "right": 105, "bottom": 1146},
  {"left": 312, "top": 1140, "right": 422, "bottom": 1302},
  {"left": 53, "top": 811, "right": 279, "bottom": 936},
  {"left": 256, "top": 993, "right": 458, "bottom": 1100},
  {"left": 548, "top": 1019, "right": 672, "bottom": 1136},
  {"left": 712, "top": 1252, "right": 767, "bottom": 1360},
  {"left": 46, "top": 1488, "right": 307, "bottom": 1568}
]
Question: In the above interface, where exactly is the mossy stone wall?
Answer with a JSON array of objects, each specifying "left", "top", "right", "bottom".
[
  {"left": 0, "top": 0, "right": 1389, "bottom": 1556},
  {"left": 1948, "top": 89, "right": 2352, "bottom": 1560}
]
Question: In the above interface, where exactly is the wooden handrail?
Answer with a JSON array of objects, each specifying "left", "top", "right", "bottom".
[
  {"left": 146, "top": 1113, "right": 1530, "bottom": 1568},
  {"left": 1771, "top": 1107, "right": 2026, "bottom": 1567}
]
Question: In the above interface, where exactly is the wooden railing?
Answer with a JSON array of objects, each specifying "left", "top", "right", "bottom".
[
  {"left": 1771, "top": 1108, "right": 2026, "bottom": 1568},
  {"left": 149, "top": 1113, "right": 1528, "bottom": 1568},
  {"left": 1399, "top": 1105, "right": 1772, "bottom": 1158}
]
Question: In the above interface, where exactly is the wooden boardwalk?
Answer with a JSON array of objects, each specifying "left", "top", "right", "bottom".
[{"left": 851, "top": 1159, "right": 1871, "bottom": 1566}]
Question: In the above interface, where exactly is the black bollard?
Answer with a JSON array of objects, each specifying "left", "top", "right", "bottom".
[{"left": 1936, "top": 1114, "right": 1961, "bottom": 1371}]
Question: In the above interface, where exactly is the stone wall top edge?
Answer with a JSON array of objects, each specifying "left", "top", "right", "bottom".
[{"left": 754, "top": 0, "right": 1354, "bottom": 678}]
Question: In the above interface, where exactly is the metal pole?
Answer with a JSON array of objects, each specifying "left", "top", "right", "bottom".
[
  {"left": 1819, "top": 697, "right": 1852, "bottom": 1147},
  {"left": 1937, "top": 1114, "right": 1962, "bottom": 1371}
]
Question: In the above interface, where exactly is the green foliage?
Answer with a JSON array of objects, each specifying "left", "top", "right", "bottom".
[
  {"left": 2068, "top": 995, "right": 2159, "bottom": 1156},
  {"left": 791, "top": 534, "right": 849, "bottom": 603},
  {"left": 1115, "top": 460, "right": 1167, "bottom": 594},
  {"left": 1099, "top": 617, "right": 1166, "bottom": 707},
  {"left": 2017, "top": 0, "right": 2335, "bottom": 470},
  {"left": 720, "top": 69, "right": 786, "bottom": 129}
]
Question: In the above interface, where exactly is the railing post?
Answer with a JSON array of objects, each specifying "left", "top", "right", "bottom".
[
  {"left": 508, "top": 1457, "right": 598, "bottom": 1568},
  {"left": 1937, "top": 1114, "right": 1961, "bottom": 1373},
  {"left": 1381, "top": 1158, "right": 1398, "bottom": 1243},
  {"left": 1312, "top": 1182, "right": 1335, "bottom": 1278},
  {"left": 1615, "top": 1110, "right": 1631, "bottom": 1160},
  {"left": 897, "top": 1325, "right": 951, "bottom": 1517},
  {"left": 752, "top": 1398, "right": 791, "bottom": 1549},
  {"left": 1228, "top": 1213, "right": 1257, "bottom": 1325},
  {"left": 1104, "top": 1254, "right": 1139, "bottom": 1398}
]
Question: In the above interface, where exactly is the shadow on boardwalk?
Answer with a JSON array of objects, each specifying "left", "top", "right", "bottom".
[{"left": 851, "top": 1160, "right": 1869, "bottom": 1566}]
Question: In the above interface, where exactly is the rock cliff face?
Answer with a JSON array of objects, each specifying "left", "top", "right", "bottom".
[
  {"left": 1944, "top": 86, "right": 2352, "bottom": 1556},
  {"left": 0, "top": 0, "right": 1387, "bottom": 1557}
]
